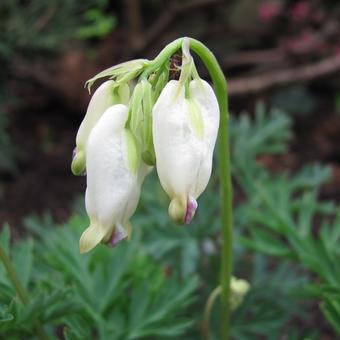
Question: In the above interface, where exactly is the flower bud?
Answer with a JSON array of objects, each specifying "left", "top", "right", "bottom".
[
  {"left": 152, "top": 79, "right": 219, "bottom": 224},
  {"left": 230, "top": 277, "right": 250, "bottom": 310},
  {"left": 79, "top": 104, "right": 145, "bottom": 253},
  {"left": 71, "top": 81, "right": 129, "bottom": 176}
]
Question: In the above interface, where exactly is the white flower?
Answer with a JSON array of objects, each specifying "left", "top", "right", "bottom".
[
  {"left": 79, "top": 104, "right": 146, "bottom": 253},
  {"left": 152, "top": 79, "right": 219, "bottom": 223},
  {"left": 71, "top": 80, "right": 129, "bottom": 175}
]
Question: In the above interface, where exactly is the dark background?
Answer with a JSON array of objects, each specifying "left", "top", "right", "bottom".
[{"left": 1, "top": 0, "right": 340, "bottom": 233}]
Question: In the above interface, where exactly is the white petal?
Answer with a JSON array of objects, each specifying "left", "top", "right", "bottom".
[
  {"left": 189, "top": 79, "right": 219, "bottom": 197},
  {"left": 153, "top": 79, "right": 219, "bottom": 223},
  {"left": 80, "top": 104, "right": 139, "bottom": 253},
  {"left": 189, "top": 79, "right": 219, "bottom": 152},
  {"left": 153, "top": 80, "right": 202, "bottom": 199},
  {"left": 72, "top": 81, "right": 130, "bottom": 175},
  {"left": 122, "top": 162, "right": 151, "bottom": 224},
  {"left": 76, "top": 80, "right": 116, "bottom": 150},
  {"left": 79, "top": 221, "right": 107, "bottom": 254}
]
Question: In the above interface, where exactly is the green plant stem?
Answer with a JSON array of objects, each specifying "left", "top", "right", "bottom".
[
  {"left": 0, "top": 244, "right": 49, "bottom": 340},
  {"left": 140, "top": 38, "right": 184, "bottom": 79},
  {"left": 190, "top": 38, "right": 233, "bottom": 340},
  {"left": 202, "top": 285, "right": 222, "bottom": 340}
]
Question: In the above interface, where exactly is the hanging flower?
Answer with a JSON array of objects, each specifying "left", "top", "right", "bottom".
[
  {"left": 79, "top": 104, "right": 147, "bottom": 253},
  {"left": 152, "top": 78, "right": 219, "bottom": 224},
  {"left": 71, "top": 80, "right": 129, "bottom": 176}
]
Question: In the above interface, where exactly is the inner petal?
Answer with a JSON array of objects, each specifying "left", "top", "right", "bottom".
[
  {"left": 184, "top": 196, "right": 198, "bottom": 224},
  {"left": 107, "top": 224, "right": 128, "bottom": 247}
]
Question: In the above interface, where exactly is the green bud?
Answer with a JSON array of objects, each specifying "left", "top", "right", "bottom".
[
  {"left": 128, "top": 83, "right": 144, "bottom": 135},
  {"left": 230, "top": 277, "right": 250, "bottom": 310},
  {"left": 141, "top": 80, "right": 154, "bottom": 157},
  {"left": 123, "top": 129, "right": 140, "bottom": 175}
]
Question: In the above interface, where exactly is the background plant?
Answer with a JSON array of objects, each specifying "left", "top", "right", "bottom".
[
  {"left": 1, "top": 104, "right": 338, "bottom": 338},
  {"left": 0, "top": 0, "right": 116, "bottom": 179}
]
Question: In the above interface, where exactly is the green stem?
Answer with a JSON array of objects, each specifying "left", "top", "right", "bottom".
[
  {"left": 189, "top": 38, "right": 233, "bottom": 340},
  {"left": 0, "top": 244, "right": 49, "bottom": 340},
  {"left": 202, "top": 285, "right": 222, "bottom": 340},
  {"left": 140, "top": 38, "right": 184, "bottom": 79}
]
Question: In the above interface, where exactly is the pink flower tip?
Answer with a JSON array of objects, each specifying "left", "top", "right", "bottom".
[
  {"left": 108, "top": 226, "right": 128, "bottom": 247},
  {"left": 184, "top": 197, "right": 198, "bottom": 224}
]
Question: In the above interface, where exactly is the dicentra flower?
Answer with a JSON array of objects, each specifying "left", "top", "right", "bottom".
[
  {"left": 152, "top": 78, "right": 219, "bottom": 224},
  {"left": 79, "top": 104, "right": 147, "bottom": 253}
]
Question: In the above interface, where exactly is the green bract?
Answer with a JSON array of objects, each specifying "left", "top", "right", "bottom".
[{"left": 85, "top": 59, "right": 151, "bottom": 92}]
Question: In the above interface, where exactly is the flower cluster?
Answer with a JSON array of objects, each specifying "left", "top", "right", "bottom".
[{"left": 71, "top": 39, "right": 220, "bottom": 253}]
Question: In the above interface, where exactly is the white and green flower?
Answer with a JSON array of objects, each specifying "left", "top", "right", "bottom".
[
  {"left": 152, "top": 78, "right": 219, "bottom": 224},
  {"left": 79, "top": 104, "right": 147, "bottom": 253}
]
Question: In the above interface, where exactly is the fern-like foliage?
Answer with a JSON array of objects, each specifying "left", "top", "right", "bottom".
[
  {"left": 0, "top": 103, "right": 339, "bottom": 338},
  {"left": 0, "top": 216, "right": 197, "bottom": 339}
]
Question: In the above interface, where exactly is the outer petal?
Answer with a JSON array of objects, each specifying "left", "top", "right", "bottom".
[
  {"left": 122, "top": 162, "right": 151, "bottom": 225},
  {"left": 189, "top": 79, "right": 219, "bottom": 197},
  {"left": 72, "top": 81, "right": 130, "bottom": 175},
  {"left": 153, "top": 80, "right": 202, "bottom": 199},
  {"left": 80, "top": 104, "right": 138, "bottom": 253},
  {"left": 153, "top": 79, "right": 219, "bottom": 223}
]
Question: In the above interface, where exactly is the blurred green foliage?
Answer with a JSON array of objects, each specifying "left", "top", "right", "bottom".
[
  {"left": 0, "top": 104, "right": 339, "bottom": 338},
  {"left": 271, "top": 85, "right": 316, "bottom": 116},
  {"left": 0, "top": 0, "right": 116, "bottom": 176},
  {"left": 0, "top": 0, "right": 115, "bottom": 61},
  {"left": 0, "top": 219, "right": 197, "bottom": 339}
]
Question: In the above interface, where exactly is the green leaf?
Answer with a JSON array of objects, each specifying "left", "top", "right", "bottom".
[
  {"left": 321, "top": 299, "right": 340, "bottom": 334},
  {"left": 0, "top": 224, "right": 10, "bottom": 254},
  {"left": 240, "top": 229, "right": 292, "bottom": 258}
]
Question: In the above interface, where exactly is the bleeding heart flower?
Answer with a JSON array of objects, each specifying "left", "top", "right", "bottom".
[
  {"left": 79, "top": 104, "right": 147, "bottom": 253},
  {"left": 152, "top": 78, "right": 219, "bottom": 224}
]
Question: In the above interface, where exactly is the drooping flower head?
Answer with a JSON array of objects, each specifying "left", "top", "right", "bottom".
[
  {"left": 72, "top": 37, "right": 221, "bottom": 253},
  {"left": 152, "top": 40, "right": 220, "bottom": 224}
]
